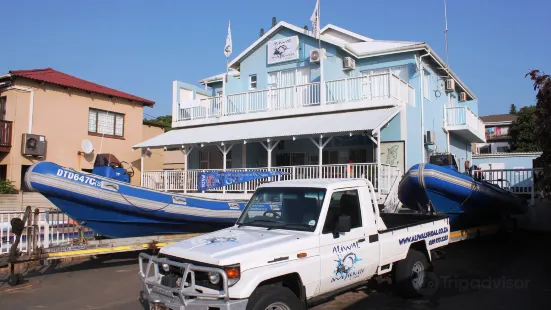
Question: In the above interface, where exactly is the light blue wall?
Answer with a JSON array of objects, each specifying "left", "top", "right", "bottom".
[
  {"left": 472, "top": 154, "right": 540, "bottom": 169},
  {"left": 380, "top": 114, "right": 401, "bottom": 142},
  {"left": 174, "top": 81, "right": 211, "bottom": 102},
  {"left": 448, "top": 133, "right": 471, "bottom": 173}
]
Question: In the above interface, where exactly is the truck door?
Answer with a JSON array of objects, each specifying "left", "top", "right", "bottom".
[{"left": 318, "top": 188, "right": 379, "bottom": 294}]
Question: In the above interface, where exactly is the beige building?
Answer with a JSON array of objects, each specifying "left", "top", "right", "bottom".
[{"left": 0, "top": 68, "right": 165, "bottom": 189}]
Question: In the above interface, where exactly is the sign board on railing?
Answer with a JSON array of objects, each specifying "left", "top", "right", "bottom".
[{"left": 267, "top": 36, "right": 299, "bottom": 64}]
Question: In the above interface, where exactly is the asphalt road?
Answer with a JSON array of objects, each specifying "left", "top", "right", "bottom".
[{"left": 1, "top": 231, "right": 550, "bottom": 310}]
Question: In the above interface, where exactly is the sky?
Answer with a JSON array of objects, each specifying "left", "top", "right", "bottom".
[{"left": 2, "top": 0, "right": 550, "bottom": 118}]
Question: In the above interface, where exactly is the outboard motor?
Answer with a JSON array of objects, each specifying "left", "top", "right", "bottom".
[{"left": 92, "top": 153, "right": 133, "bottom": 183}]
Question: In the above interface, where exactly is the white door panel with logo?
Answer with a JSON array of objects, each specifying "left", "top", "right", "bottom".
[{"left": 318, "top": 189, "right": 379, "bottom": 294}]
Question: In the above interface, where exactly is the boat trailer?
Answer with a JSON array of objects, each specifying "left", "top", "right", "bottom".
[{"left": 0, "top": 206, "right": 202, "bottom": 286}]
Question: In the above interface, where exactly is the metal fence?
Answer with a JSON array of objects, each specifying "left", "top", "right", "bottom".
[{"left": 1, "top": 209, "right": 95, "bottom": 254}]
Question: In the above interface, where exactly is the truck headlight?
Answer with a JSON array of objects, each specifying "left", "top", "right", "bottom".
[
  {"left": 208, "top": 272, "right": 221, "bottom": 284},
  {"left": 161, "top": 263, "right": 170, "bottom": 273}
]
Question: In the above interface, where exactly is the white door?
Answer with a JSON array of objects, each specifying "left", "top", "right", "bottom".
[
  {"left": 360, "top": 71, "right": 371, "bottom": 99},
  {"left": 318, "top": 189, "right": 378, "bottom": 294},
  {"left": 295, "top": 67, "right": 311, "bottom": 107},
  {"left": 268, "top": 69, "right": 295, "bottom": 110}
]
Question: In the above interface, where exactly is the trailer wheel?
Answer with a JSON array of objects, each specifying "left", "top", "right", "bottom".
[
  {"left": 7, "top": 274, "right": 20, "bottom": 286},
  {"left": 247, "top": 284, "right": 304, "bottom": 310},
  {"left": 394, "top": 248, "right": 432, "bottom": 298}
]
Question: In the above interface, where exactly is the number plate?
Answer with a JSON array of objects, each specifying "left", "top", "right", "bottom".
[{"left": 152, "top": 286, "right": 173, "bottom": 297}]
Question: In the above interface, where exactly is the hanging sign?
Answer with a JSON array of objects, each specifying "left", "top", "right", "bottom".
[
  {"left": 197, "top": 170, "right": 289, "bottom": 191},
  {"left": 267, "top": 36, "right": 299, "bottom": 64}
]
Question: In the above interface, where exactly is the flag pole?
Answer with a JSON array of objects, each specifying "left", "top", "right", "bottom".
[{"left": 318, "top": 0, "right": 325, "bottom": 106}]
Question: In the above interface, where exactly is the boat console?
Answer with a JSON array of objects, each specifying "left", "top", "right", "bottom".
[
  {"left": 92, "top": 153, "right": 134, "bottom": 183},
  {"left": 429, "top": 153, "right": 458, "bottom": 171}
]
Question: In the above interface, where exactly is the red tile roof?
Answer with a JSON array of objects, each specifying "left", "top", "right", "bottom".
[{"left": 9, "top": 68, "right": 155, "bottom": 106}]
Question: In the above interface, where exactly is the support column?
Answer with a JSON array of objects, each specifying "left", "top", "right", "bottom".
[
  {"left": 260, "top": 139, "right": 280, "bottom": 170},
  {"left": 217, "top": 143, "right": 234, "bottom": 193},
  {"left": 182, "top": 146, "right": 194, "bottom": 193},
  {"left": 310, "top": 135, "right": 333, "bottom": 179},
  {"left": 140, "top": 148, "right": 146, "bottom": 187},
  {"left": 376, "top": 130, "right": 381, "bottom": 191}
]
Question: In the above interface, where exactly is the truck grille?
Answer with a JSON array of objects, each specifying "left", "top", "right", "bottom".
[{"left": 157, "top": 254, "right": 224, "bottom": 291}]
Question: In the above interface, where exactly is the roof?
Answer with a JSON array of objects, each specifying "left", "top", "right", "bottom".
[
  {"left": 345, "top": 40, "right": 424, "bottom": 57},
  {"left": 199, "top": 69, "right": 240, "bottom": 84},
  {"left": 480, "top": 114, "right": 518, "bottom": 123},
  {"left": 320, "top": 24, "right": 373, "bottom": 43},
  {"left": 227, "top": 21, "right": 345, "bottom": 70},
  {"left": 8, "top": 68, "right": 155, "bottom": 106},
  {"left": 134, "top": 106, "right": 400, "bottom": 149}
]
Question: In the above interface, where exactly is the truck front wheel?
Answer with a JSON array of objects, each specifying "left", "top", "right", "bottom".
[
  {"left": 247, "top": 284, "right": 304, "bottom": 310},
  {"left": 394, "top": 248, "right": 432, "bottom": 298}
]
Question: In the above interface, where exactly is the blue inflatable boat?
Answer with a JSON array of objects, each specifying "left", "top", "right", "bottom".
[
  {"left": 24, "top": 154, "right": 260, "bottom": 238},
  {"left": 398, "top": 153, "right": 528, "bottom": 228}
]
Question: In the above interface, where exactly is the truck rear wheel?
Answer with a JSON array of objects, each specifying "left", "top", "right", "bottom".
[
  {"left": 394, "top": 248, "right": 431, "bottom": 298},
  {"left": 247, "top": 284, "right": 304, "bottom": 310}
]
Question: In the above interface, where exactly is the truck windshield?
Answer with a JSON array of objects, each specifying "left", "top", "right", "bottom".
[{"left": 237, "top": 187, "right": 326, "bottom": 232}]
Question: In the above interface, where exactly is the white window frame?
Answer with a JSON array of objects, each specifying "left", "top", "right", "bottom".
[
  {"left": 88, "top": 108, "right": 124, "bottom": 137},
  {"left": 249, "top": 74, "right": 257, "bottom": 90}
]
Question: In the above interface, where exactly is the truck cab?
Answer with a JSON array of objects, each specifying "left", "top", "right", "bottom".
[{"left": 139, "top": 179, "right": 450, "bottom": 310}]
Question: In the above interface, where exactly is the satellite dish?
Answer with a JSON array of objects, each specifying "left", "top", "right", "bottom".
[{"left": 81, "top": 139, "right": 94, "bottom": 155}]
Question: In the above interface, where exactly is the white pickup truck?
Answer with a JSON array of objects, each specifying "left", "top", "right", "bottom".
[{"left": 139, "top": 179, "right": 450, "bottom": 310}]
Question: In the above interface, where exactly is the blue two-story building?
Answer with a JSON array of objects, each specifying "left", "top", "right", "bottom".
[{"left": 135, "top": 21, "right": 485, "bottom": 201}]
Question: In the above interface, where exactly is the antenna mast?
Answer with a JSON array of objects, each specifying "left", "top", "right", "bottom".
[{"left": 444, "top": 0, "right": 450, "bottom": 77}]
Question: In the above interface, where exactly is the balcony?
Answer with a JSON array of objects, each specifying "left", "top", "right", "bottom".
[
  {"left": 0, "top": 120, "right": 13, "bottom": 152},
  {"left": 445, "top": 106, "right": 486, "bottom": 143},
  {"left": 175, "top": 73, "right": 414, "bottom": 126}
]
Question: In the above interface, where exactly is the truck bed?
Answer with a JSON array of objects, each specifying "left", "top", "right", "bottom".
[{"left": 379, "top": 213, "right": 447, "bottom": 232}]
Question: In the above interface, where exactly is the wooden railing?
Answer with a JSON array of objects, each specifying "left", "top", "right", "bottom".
[
  {"left": 0, "top": 120, "right": 13, "bottom": 149},
  {"left": 142, "top": 163, "right": 402, "bottom": 196},
  {"left": 176, "top": 72, "right": 413, "bottom": 122}
]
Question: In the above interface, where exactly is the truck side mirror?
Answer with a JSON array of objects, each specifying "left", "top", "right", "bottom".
[{"left": 338, "top": 215, "right": 351, "bottom": 233}]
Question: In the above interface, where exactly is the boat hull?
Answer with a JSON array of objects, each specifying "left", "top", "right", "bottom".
[
  {"left": 398, "top": 163, "right": 528, "bottom": 227},
  {"left": 25, "top": 162, "right": 249, "bottom": 238}
]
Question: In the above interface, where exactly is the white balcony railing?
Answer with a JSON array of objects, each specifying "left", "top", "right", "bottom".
[
  {"left": 445, "top": 106, "right": 485, "bottom": 140},
  {"left": 177, "top": 73, "right": 413, "bottom": 122},
  {"left": 142, "top": 163, "right": 401, "bottom": 195}
]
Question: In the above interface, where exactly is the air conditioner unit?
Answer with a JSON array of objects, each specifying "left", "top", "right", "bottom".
[
  {"left": 343, "top": 56, "right": 356, "bottom": 70},
  {"left": 459, "top": 92, "right": 467, "bottom": 101},
  {"left": 424, "top": 130, "right": 435, "bottom": 145},
  {"left": 309, "top": 49, "right": 321, "bottom": 63},
  {"left": 21, "top": 133, "right": 47, "bottom": 157},
  {"left": 445, "top": 79, "right": 455, "bottom": 92}
]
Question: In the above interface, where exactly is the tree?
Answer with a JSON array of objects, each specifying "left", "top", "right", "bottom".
[
  {"left": 144, "top": 115, "right": 172, "bottom": 132},
  {"left": 509, "top": 103, "right": 517, "bottom": 115},
  {"left": 526, "top": 69, "right": 551, "bottom": 196},
  {"left": 509, "top": 105, "right": 540, "bottom": 152}
]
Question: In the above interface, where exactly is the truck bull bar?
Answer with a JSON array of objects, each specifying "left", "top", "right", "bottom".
[{"left": 139, "top": 252, "right": 247, "bottom": 310}]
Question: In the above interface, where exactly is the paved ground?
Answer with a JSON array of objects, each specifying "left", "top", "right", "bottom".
[{"left": 1, "top": 231, "right": 550, "bottom": 310}]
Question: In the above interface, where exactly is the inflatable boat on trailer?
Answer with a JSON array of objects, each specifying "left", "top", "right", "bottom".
[
  {"left": 398, "top": 153, "right": 528, "bottom": 229},
  {"left": 24, "top": 154, "right": 284, "bottom": 238}
]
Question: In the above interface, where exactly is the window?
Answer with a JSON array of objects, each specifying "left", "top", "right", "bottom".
[
  {"left": 276, "top": 152, "right": 305, "bottom": 166},
  {"left": 249, "top": 74, "right": 257, "bottom": 90},
  {"left": 199, "top": 150, "right": 232, "bottom": 169},
  {"left": 88, "top": 108, "right": 124, "bottom": 137},
  {"left": 423, "top": 69, "right": 431, "bottom": 100},
  {"left": 322, "top": 189, "right": 362, "bottom": 234},
  {"left": 237, "top": 187, "right": 326, "bottom": 232},
  {"left": 0, "top": 96, "right": 6, "bottom": 120}
]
